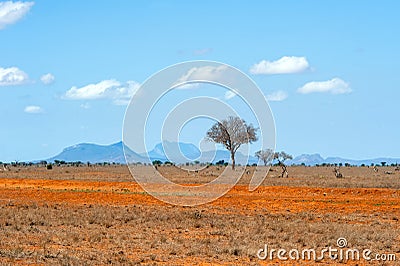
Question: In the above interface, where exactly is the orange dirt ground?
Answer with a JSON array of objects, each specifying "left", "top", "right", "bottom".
[
  {"left": 1, "top": 178, "right": 399, "bottom": 215},
  {"left": 0, "top": 165, "right": 399, "bottom": 265}
]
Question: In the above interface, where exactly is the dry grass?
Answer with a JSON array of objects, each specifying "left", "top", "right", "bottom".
[
  {"left": 0, "top": 202, "right": 398, "bottom": 265},
  {"left": 3, "top": 164, "right": 400, "bottom": 189},
  {"left": 0, "top": 165, "right": 399, "bottom": 265}
]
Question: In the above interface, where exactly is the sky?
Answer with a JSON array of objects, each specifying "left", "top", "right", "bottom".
[{"left": 0, "top": 0, "right": 399, "bottom": 162}]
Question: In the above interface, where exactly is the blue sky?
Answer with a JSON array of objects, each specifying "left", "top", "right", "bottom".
[{"left": 0, "top": 1, "right": 399, "bottom": 162}]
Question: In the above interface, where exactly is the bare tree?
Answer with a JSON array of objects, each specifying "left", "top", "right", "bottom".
[
  {"left": 273, "top": 151, "right": 293, "bottom": 178},
  {"left": 255, "top": 149, "right": 274, "bottom": 166},
  {"left": 206, "top": 116, "right": 258, "bottom": 170}
]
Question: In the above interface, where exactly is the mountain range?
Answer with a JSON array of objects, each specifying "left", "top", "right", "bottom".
[
  {"left": 47, "top": 141, "right": 260, "bottom": 165},
  {"left": 289, "top": 153, "right": 400, "bottom": 166},
  {"left": 46, "top": 141, "right": 400, "bottom": 166}
]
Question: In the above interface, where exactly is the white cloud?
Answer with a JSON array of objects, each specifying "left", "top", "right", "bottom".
[
  {"left": 224, "top": 90, "right": 236, "bottom": 100},
  {"left": 193, "top": 48, "right": 212, "bottom": 56},
  {"left": 0, "top": 1, "right": 34, "bottom": 30},
  {"left": 175, "top": 65, "right": 229, "bottom": 86},
  {"left": 65, "top": 79, "right": 120, "bottom": 100},
  {"left": 0, "top": 66, "right": 29, "bottom": 86},
  {"left": 297, "top": 78, "right": 352, "bottom": 94},
  {"left": 266, "top": 90, "right": 288, "bottom": 102},
  {"left": 80, "top": 103, "right": 90, "bottom": 109},
  {"left": 64, "top": 79, "right": 140, "bottom": 105},
  {"left": 40, "top": 73, "right": 55, "bottom": 85},
  {"left": 250, "top": 56, "right": 309, "bottom": 75},
  {"left": 174, "top": 83, "right": 200, "bottom": 90},
  {"left": 24, "top": 105, "right": 43, "bottom": 114}
]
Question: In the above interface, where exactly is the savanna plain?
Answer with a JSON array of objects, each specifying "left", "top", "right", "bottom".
[{"left": 0, "top": 165, "right": 399, "bottom": 265}]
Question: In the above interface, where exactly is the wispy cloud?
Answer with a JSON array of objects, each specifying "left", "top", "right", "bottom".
[
  {"left": 0, "top": 66, "right": 29, "bottom": 86},
  {"left": 297, "top": 78, "right": 351, "bottom": 94},
  {"left": 250, "top": 56, "right": 309, "bottom": 75},
  {"left": 0, "top": 1, "right": 34, "bottom": 30},
  {"left": 266, "top": 90, "right": 288, "bottom": 101},
  {"left": 193, "top": 48, "right": 212, "bottom": 56},
  {"left": 224, "top": 90, "right": 236, "bottom": 100},
  {"left": 175, "top": 65, "right": 228, "bottom": 84},
  {"left": 64, "top": 79, "right": 140, "bottom": 105},
  {"left": 24, "top": 105, "right": 43, "bottom": 114},
  {"left": 174, "top": 83, "right": 200, "bottom": 90},
  {"left": 40, "top": 73, "right": 55, "bottom": 85},
  {"left": 80, "top": 102, "right": 90, "bottom": 109}
]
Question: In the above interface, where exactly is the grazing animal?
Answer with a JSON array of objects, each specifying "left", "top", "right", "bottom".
[
  {"left": 385, "top": 171, "right": 394, "bottom": 175},
  {"left": 333, "top": 167, "right": 343, "bottom": 178},
  {"left": 395, "top": 166, "right": 400, "bottom": 171},
  {"left": 373, "top": 166, "right": 379, "bottom": 173}
]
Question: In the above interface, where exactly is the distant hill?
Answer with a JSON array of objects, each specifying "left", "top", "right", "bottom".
[
  {"left": 47, "top": 141, "right": 258, "bottom": 165},
  {"left": 46, "top": 141, "right": 399, "bottom": 166},
  {"left": 142, "top": 141, "right": 258, "bottom": 164},
  {"left": 144, "top": 141, "right": 202, "bottom": 162},
  {"left": 47, "top": 141, "right": 144, "bottom": 164},
  {"left": 288, "top": 153, "right": 400, "bottom": 166}
]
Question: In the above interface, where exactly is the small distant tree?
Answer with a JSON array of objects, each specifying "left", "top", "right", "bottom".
[
  {"left": 207, "top": 116, "right": 257, "bottom": 170},
  {"left": 255, "top": 149, "right": 274, "bottom": 166},
  {"left": 215, "top": 160, "right": 225, "bottom": 166},
  {"left": 273, "top": 151, "right": 293, "bottom": 178},
  {"left": 152, "top": 160, "right": 162, "bottom": 166},
  {"left": 381, "top": 161, "right": 386, "bottom": 167}
]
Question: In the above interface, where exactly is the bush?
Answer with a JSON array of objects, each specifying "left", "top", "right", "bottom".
[{"left": 46, "top": 164, "right": 53, "bottom": 170}]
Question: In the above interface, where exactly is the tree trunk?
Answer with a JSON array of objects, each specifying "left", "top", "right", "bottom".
[
  {"left": 231, "top": 151, "right": 235, "bottom": 170},
  {"left": 279, "top": 161, "right": 288, "bottom": 178}
]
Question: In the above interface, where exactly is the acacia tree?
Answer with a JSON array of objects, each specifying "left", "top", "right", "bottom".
[
  {"left": 206, "top": 116, "right": 258, "bottom": 170},
  {"left": 273, "top": 151, "right": 293, "bottom": 178},
  {"left": 255, "top": 149, "right": 274, "bottom": 166}
]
